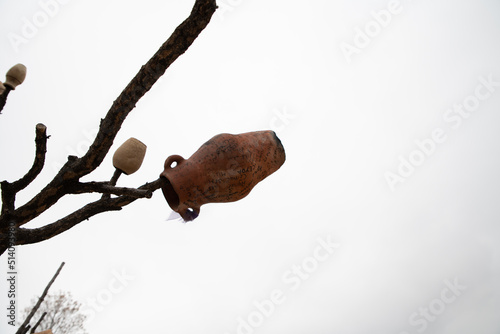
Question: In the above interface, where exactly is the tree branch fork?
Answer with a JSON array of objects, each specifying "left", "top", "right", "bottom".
[
  {"left": 0, "top": 0, "right": 218, "bottom": 255},
  {"left": 0, "top": 121, "right": 163, "bottom": 251}
]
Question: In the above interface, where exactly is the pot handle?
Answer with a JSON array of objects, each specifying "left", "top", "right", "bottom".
[{"left": 164, "top": 155, "right": 185, "bottom": 169}]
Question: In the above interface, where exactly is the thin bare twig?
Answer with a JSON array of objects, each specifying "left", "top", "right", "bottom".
[
  {"left": 101, "top": 169, "right": 123, "bottom": 200},
  {"left": 11, "top": 124, "right": 48, "bottom": 191},
  {"left": 30, "top": 312, "right": 47, "bottom": 333},
  {"left": 1, "top": 124, "right": 48, "bottom": 215},
  {"left": 17, "top": 262, "right": 65, "bottom": 334},
  {"left": 74, "top": 181, "right": 153, "bottom": 198}
]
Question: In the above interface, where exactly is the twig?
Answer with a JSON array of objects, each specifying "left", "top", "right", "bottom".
[
  {"left": 11, "top": 124, "right": 48, "bottom": 191},
  {"left": 109, "top": 169, "right": 123, "bottom": 187},
  {"left": 101, "top": 169, "right": 123, "bottom": 200},
  {"left": 13, "top": 179, "right": 162, "bottom": 247},
  {"left": 0, "top": 86, "right": 13, "bottom": 113},
  {"left": 30, "top": 312, "right": 47, "bottom": 333},
  {"left": 16, "top": 262, "right": 65, "bottom": 334},
  {"left": 74, "top": 181, "right": 153, "bottom": 198},
  {"left": 1, "top": 124, "right": 48, "bottom": 215}
]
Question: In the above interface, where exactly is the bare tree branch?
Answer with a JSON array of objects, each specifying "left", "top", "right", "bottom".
[
  {"left": 1, "top": 124, "right": 48, "bottom": 215},
  {"left": 72, "top": 182, "right": 153, "bottom": 198},
  {"left": 11, "top": 124, "right": 48, "bottom": 191},
  {"left": 101, "top": 169, "right": 123, "bottom": 200},
  {"left": 0, "top": 0, "right": 218, "bottom": 255},
  {"left": 21, "top": 291, "right": 87, "bottom": 334},
  {"left": 71, "top": 0, "right": 218, "bottom": 178},
  {"left": 12, "top": 179, "right": 162, "bottom": 247},
  {"left": 17, "top": 262, "right": 65, "bottom": 334},
  {"left": 30, "top": 312, "right": 47, "bottom": 334},
  {"left": 1, "top": 164, "right": 80, "bottom": 228},
  {"left": 0, "top": 86, "right": 13, "bottom": 114},
  {"left": 1, "top": 0, "right": 217, "bottom": 228}
]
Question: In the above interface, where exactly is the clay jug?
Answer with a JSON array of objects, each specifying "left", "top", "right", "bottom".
[{"left": 160, "top": 130, "right": 286, "bottom": 221}]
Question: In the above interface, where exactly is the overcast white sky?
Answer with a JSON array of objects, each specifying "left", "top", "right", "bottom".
[{"left": 1, "top": 0, "right": 500, "bottom": 333}]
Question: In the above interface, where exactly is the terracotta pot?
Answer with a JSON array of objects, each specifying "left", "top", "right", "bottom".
[{"left": 160, "top": 130, "right": 286, "bottom": 221}]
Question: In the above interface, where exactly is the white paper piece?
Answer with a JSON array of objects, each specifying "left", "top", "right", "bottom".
[{"left": 166, "top": 211, "right": 183, "bottom": 222}]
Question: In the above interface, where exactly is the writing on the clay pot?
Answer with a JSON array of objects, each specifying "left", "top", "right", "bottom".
[
  {"left": 238, "top": 173, "right": 248, "bottom": 186},
  {"left": 237, "top": 164, "right": 257, "bottom": 175},
  {"left": 227, "top": 174, "right": 243, "bottom": 183},
  {"left": 215, "top": 171, "right": 227, "bottom": 178}
]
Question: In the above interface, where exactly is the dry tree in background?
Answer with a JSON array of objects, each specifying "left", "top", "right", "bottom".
[{"left": 19, "top": 290, "right": 87, "bottom": 334}]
